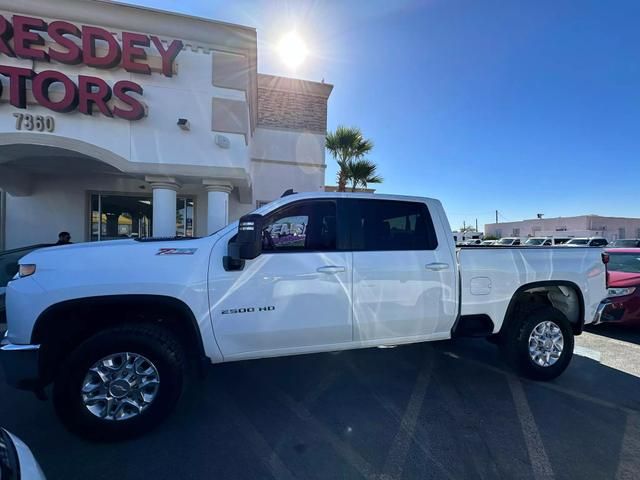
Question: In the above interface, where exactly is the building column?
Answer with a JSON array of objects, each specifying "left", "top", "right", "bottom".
[
  {"left": 146, "top": 176, "right": 180, "bottom": 238},
  {"left": 204, "top": 180, "right": 233, "bottom": 234}
]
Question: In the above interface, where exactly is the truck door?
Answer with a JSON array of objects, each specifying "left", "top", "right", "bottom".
[
  {"left": 209, "top": 199, "right": 353, "bottom": 358},
  {"left": 349, "top": 199, "right": 457, "bottom": 342}
]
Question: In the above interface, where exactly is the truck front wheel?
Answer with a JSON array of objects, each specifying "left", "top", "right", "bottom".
[
  {"left": 501, "top": 306, "right": 574, "bottom": 381},
  {"left": 52, "top": 324, "right": 186, "bottom": 441}
]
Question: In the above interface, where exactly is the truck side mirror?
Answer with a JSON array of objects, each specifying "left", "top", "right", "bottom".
[{"left": 229, "top": 214, "right": 264, "bottom": 260}]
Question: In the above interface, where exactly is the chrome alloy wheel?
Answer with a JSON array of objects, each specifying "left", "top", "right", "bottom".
[
  {"left": 81, "top": 352, "right": 160, "bottom": 421},
  {"left": 528, "top": 321, "right": 564, "bottom": 367}
]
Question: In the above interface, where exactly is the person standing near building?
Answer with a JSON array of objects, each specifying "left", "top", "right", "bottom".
[{"left": 55, "top": 232, "right": 72, "bottom": 245}]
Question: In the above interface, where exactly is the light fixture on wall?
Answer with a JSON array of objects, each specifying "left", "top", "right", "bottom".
[
  {"left": 177, "top": 118, "right": 190, "bottom": 131},
  {"left": 215, "top": 134, "right": 230, "bottom": 149}
]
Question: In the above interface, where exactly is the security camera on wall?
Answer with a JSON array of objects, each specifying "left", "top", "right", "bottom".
[{"left": 177, "top": 118, "right": 190, "bottom": 131}]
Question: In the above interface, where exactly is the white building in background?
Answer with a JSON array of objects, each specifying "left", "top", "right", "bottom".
[
  {"left": 0, "top": 0, "right": 332, "bottom": 249},
  {"left": 485, "top": 215, "right": 640, "bottom": 241}
]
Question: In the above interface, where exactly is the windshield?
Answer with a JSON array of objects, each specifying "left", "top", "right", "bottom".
[
  {"left": 525, "top": 238, "right": 545, "bottom": 246},
  {"left": 566, "top": 239, "right": 589, "bottom": 245},
  {"left": 497, "top": 238, "right": 514, "bottom": 245},
  {"left": 608, "top": 253, "right": 640, "bottom": 273}
]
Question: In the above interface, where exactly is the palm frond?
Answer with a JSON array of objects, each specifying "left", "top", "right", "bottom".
[{"left": 326, "top": 126, "right": 379, "bottom": 191}]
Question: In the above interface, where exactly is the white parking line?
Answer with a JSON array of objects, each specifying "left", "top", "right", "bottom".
[
  {"left": 380, "top": 356, "right": 434, "bottom": 480},
  {"left": 445, "top": 348, "right": 638, "bottom": 416},
  {"left": 219, "top": 390, "right": 296, "bottom": 480},
  {"left": 574, "top": 345, "right": 602, "bottom": 362},
  {"left": 616, "top": 412, "right": 640, "bottom": 480},
  {"left": 250, "top": 372, "right": 377, "bottom": 479},
  {"left": 507, "top": 376, "right": 555, "bottom": 480},
  {"left": 346, "top": 357, "right": 458, "bottom": 480}
]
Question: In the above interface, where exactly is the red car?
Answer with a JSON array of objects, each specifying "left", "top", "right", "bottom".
[{"left": 601, "top": 248, "right": 640, "bottom": 326}]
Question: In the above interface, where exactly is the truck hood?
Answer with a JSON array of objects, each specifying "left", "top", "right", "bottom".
[{"left": 17, "top": 237, "right": 215, "bottom": 275}]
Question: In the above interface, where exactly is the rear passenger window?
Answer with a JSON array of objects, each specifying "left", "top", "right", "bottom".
[{"left": 350, "top": 200, "right": 438, "bottom": 251}]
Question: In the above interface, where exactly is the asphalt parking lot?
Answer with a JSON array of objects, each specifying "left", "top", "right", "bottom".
[{"left": 1, "top": 326, "right": 639, "bottom": 480}]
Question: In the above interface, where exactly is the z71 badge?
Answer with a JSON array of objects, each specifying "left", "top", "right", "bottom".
[{"left": 156, "top": 248, "right": 198, "bottom": 255}]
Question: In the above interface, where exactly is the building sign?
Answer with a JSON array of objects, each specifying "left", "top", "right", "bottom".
[{"left": 0, "top": 15, "right": 183, "bottom": 120}]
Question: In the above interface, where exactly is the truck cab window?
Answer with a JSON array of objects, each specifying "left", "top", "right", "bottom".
[
  {"left": 263, "top": 201, "right": 337, "bottom": 252},
  {"left": 350, "top": 200, "right": 438, "bottom": 251}
]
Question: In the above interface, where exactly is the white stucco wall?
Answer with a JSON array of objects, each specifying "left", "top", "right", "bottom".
[
  {"left": 0, "top": 11, "right": 252, "bottom": 179},
  {"left": 250, "top": 127, "right": 326, "bottom": 204}
]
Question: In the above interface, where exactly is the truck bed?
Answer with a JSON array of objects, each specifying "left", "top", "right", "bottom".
[{"left": 457, "top": 246, "right": 607, "bottom": 332}]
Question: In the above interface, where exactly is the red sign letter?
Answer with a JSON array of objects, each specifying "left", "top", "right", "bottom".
[
  {"left": 82, "top": 26, "right": 121, "bottom": 69},
  {"left": 32, "top": 70, "right": 79, "bottom": 113},
  {"left": 0, "top": 65, "right": 34, "bottom": 108},
  {"left": 122, "top": 32, "right": 150, "bottom": 75},
  {"left": 78, "top": 75, "right": 113, "bottom": 117},
  {"left": 48, "top": 21, "right": 82, "bottom": 65},
  {"left": 113, "top": 80, "right": 145, "bottom": 120},
  {"left": 150, "top": 36, "right": 182, "bottom": 77},
  {"left": 13, "top": 15, "right": 48, "bottom": 61},
  {"left": 0, "top": 15, "right": 14, "bottom": 57}
]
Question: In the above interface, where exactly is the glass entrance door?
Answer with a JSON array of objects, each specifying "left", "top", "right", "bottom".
[
  {"left": 91, "top": 195, "right": 152, "bottom": 241},
  {"left": 90, "top": 194, "right": 194, "bottom": 241}
]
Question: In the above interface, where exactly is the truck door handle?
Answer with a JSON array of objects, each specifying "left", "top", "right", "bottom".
[
  {"left": 426, "top": 262, "right": 449, "bottom": 271},
  {"left": 317, "top": 266, "right": 346, "bottom": 274}
]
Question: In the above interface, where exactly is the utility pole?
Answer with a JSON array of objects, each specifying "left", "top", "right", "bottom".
[
  {"left": 475, "top": 218, "right": 478, "bottom": 232},
  {"left": 495, "top": 210, "right": 498, "bottom": 224}
]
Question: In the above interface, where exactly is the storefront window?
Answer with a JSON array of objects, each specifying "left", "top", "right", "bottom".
[
  {"left": 176, "top": 198, "right": 194, "bottom": 237},
  {"left": 90, "top": 194, "right": 194, "bottom": 241}
]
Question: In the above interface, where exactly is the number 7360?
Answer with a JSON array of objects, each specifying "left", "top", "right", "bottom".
[{"left": 13, "top": 113, "right": 55, "bottom": 132}]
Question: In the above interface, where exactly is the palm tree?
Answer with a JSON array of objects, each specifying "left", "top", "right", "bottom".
[
  {"left": 325, "top": 126, "right": 374, "bottom": 192},
  {"left": 347, "top": 159, "right": 383, "bottom": 192}
]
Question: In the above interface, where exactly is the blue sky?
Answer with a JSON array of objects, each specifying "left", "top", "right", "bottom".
[{"left": 130, "top": 0, "right": 640, "bottom": 231}]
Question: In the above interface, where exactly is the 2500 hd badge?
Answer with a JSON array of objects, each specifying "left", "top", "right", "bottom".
[{"left": 221, "top": 306, "right": 276, "bottom": 315}]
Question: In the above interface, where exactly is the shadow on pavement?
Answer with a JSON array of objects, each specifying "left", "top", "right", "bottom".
[
  {"left": 0, "top": 338, "right": 639, "bottom": 480},
  {"left": 585, "top": 323, "right": 640, "bottom": 346}
]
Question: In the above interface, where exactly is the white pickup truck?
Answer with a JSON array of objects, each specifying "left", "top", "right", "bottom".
[{"left": 1, "top": 192, "right": 610, "bottom": 440}]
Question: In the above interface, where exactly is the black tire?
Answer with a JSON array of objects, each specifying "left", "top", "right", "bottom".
[
  {"left": 53, "top": 324, "right": 186, "bottom": 441},
  {"left": 500, "top": 306, "right": 574, "bottom": 381}
]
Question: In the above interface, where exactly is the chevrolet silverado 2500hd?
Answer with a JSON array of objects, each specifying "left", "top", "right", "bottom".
[{"left": 0, "top": 193, "right": 610, "bottom": 439}]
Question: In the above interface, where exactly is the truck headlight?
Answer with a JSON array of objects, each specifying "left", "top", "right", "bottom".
[
  {"left": 607, "top": 287, "right": 636, "bottom": 298},
  {"left": 18, "top": 264, "right": 36, "bottom": 278}
]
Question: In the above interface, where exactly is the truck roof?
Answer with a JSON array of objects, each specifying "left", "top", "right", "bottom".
[
  {"left": 279, "top": 191, "right": 436, "bottom": 202},
  {"left": 255, "top": 192, "right": 439, "bottom": 214}
]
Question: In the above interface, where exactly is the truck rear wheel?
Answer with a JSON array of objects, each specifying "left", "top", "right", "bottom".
[
  {"left": 52, "top": 324, "right": 186, "bottom": 441},
  {"left": 501, "top": 306, "right": 574, "bottom": 381}
]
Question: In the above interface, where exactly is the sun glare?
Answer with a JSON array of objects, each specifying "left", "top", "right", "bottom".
[{"left": 278, "top": 31, "right": 308, "bottom": 69}]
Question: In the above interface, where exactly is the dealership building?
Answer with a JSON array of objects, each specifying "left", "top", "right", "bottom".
[
  {"left": 485, "top": 215, "right": 640, "bottom": 242},
  {"left": 0, "top": 0, "right": 332, "bottom": 249}
]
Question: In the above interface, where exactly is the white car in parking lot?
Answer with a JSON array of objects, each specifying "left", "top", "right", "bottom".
[
  {"left": 524, "top": 237, "right": 572, "bottom": 246},
  {"left": 564, "top": 237, "right": 608, "bottom": 247},
  {"left": 495, "top": 237, "right": 522, "bottom": 246}
]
